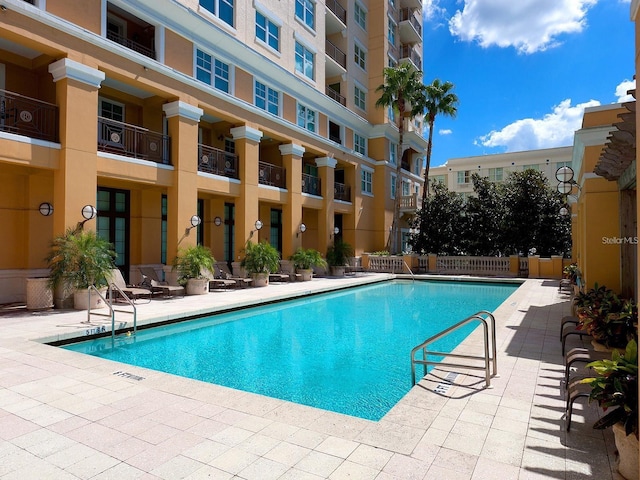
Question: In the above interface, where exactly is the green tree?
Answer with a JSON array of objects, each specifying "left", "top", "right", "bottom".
[
  {"left": 418, "top": 79, "right": 459, "bottom": 210},
  {"left": 375, "top": 64, "right": 425, "bottom": 254},
  {"left": 410, "top": 181, "right": 465, "bottom": 255},
  {"left": 462, "top": 174, "right": 504, "bottom": 255}
]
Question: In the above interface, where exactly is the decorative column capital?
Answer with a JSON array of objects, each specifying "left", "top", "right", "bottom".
[
  {"left": 315, "top": 156, "right": 338, "bottom": 168},
  {"left": 279, "top": 143, "right": 305, "bottom": 157},
  {"left": 48, "top": 58, "right": 105, "bottom": 88},
  {"left": 230, "top": 126, "right": 263, "bottom": 142},
  {"left": 162, "top": 101, "right": 203, "bottom": 122}
]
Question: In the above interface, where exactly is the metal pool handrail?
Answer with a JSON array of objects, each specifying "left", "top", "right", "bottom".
[{"left": 410, "top": 310, "right": 497, "bottom": 387}]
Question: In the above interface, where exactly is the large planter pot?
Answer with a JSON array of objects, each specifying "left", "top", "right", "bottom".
[
  {"left": 26, "top": 278, "right": 53, "bottom": 311},
  {"left": 330, "top": 266, "right": 345, "bottom": 277},
  {"left": 252, "top": 273, "right": 269, "bottom": 287},
  {"left": 297, "top": 269, "right": 313, "bottom": 281},
  {"left": 613, "top": 422, "right": 639, "bottom": 480},
  {"left": 186, "top": 278, "right": 209, "bottom": 295},
  {"left": 73, "top": 288, "right": 107, "bottom": 310}
]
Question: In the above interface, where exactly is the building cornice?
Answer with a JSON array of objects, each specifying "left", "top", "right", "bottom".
[{"left": 48, "top": 58, "right": 105, "bottom": 88}]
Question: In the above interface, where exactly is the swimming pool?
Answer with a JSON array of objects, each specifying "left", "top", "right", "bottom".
[{"left": 63, "top": 280, "right": 519, "bottom": 420}]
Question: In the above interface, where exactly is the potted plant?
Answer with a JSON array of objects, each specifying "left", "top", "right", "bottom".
[
  {"left": 326, "top": 240, "right": 354, "bottom": 277},
  {"left": 241, "top": 240, "right": 280, "bottom": 287},
  {"left": 582, "top": 339, "right": 638, "bottom": 480},
  {"left": 173, "top": 244, "right": 216, "bottom": 295},
  {"left": 290, "top": 247, "right": 327, "bottom": 281},
  {"left": 46, "top": 228, "right": 116, "bottom": 310}
]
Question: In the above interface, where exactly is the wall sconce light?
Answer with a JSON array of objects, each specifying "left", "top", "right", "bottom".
[
  {"left": 330, "top": 227, "right": 340, "bottom": 239},
  {"left": 213, "top": 216, "right": 222, "bottom": 226},
  {"left": 185, "top": 214, "right": 201, "bottom": 235},
  {"left": 559, "top": 206, "right": 570, "bottom": 217},
  {"left": 0, "top": 6, "right": 7, "bottom": 12},
  {"left": 76, "top": 204, "right": 97, "bottom": 230},
  {"left": 39, "top": 202, "right": 53, "bottom": 217},
  {"left": 555, "top": 166, "right": 580, "bottom": 196},
  {"left": 297, "top": 223, "right": 306, "bottom": 237},
  {"left": 249, "top": 220, "right": 263, "bottom": 239}
]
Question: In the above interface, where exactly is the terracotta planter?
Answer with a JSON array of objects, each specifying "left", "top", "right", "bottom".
[
  {"left": 186, "top": 278, "right": 209, "bottom": 295},
  {"left": 297, "top": 269, "right": 313, "bottom": 281},
  {"left": 252, "top": 273, "right": 269, "bottom": 287},
  {"left": 613, "top": 422, "right": 639, "bottom": 480}
]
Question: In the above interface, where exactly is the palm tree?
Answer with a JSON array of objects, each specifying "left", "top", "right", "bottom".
[
  {"left": 375, "top": 64, "right": 425, "bottom": 254},
  {"left": 419, "top": 79, "right": 459, "bottom": 210}
]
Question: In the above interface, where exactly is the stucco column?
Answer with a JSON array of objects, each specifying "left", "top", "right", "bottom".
[
  {"left": 231, "top": 126, "right": 263, "bottom": 260},
  {"left": 315, "top": 156, "right": 337, "bottom": 256},
  {"left": 162, "top": 101, "right": 203, "bottom": 263},
  {"left": 48, "top": 59, "right": 105, "bottom": 235},
  {"left": 280, "top": 143, "right": 305, "bottom": 257}
]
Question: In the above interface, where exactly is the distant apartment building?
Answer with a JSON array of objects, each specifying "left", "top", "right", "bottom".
[
  {"left": 0, "top": 0, "right": 427, "bottom": 303},
  {"left": 429, "top": 146, "right": 573, "bottom": 199}
]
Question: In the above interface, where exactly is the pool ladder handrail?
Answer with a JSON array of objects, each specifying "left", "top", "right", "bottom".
[
  {"left": 402, "top": 259, "right": 415, "bottom": 281},
  {"left": 410, "top": 310, "right": 497, "bottom": 388},
  {"left": 107, "top": 283, "right": 138, "bottom": 340}
]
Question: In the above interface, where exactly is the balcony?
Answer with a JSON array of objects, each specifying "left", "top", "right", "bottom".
[
  {"left": 399, "top": 8, "right": 422, "bottom": 44},
  {"left": 302, "top": 173, "right": 321, "bottom": 196},
  {"left": 259, "top": 161, "right": 286, "bottom": 188},
  {"left": 399, "top": 45, "right": 422, "bottom": 70},
  {"left": 325, "top": 39, "right": 347, "bottom": 78},
  {"left": 198, "top": 144, "right": 238, "bottom": 179},
  {"left": 334, "top": 182, "right": 351, "bottom": 202},
  {"left": 0, "top": 89, "right": 58, "bottom": 143},
  {"left": 400, "top": 193, "right": 419, "bottom": 212},
  {"left": 106, "top": 4, "right": 156, "bottom": 60},
  {"left": 326, "top": 86, "right": 346, "bottom": 106},
  {"left": 107, "top": 31, "right": 155, "bottom": 59},
  {"left": 97, "top": 117, "right": 170, "bottom": 165},
  {"left": 325, "top": 0, "right": 347, "bottom": 35}
]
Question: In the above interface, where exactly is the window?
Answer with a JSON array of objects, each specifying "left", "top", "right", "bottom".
[
  {"left": 402, "top": 180, "right": 410, "bottom": 196},
  {"left": 354, "top": 85, "right": 366, "bottom": 110},
  {"left": 388, "top": 106, "right": 395, "bottom": 123},
  {"left": 388, "top": 19, "right": 396, "bottom": 47},
  {"left": 295, "top": 0, "right": 315, "bottom": 29},
  {"left": 433, "top": 175, "right": 446, "bottom": 185},
  {"left": 199, "top": 0, "right": 234, "bottom": 27},
  {"left": 295, "top": 42, "right": 315, "bottom": 80},
  {"left": 255, "top": 81, "right": 280, "bottom": 115},
  {"left": 488, "top": 167, "right": 503, "bottom": 182},
  {"left": 523, "top": 164, "right": 539, "bottom": 171},
  {"left": 196, "top": 49, "right": 230, "bottom": 93},
  {"left": 354, "top": 133, "right": 366, "bottom": 155},
  {"left": 361, "top": 168, "right": 373, "bottom": 194},
  {"left": 297, "top": 103, "right": 316, "bottom": 132},
  {"left": 354, "top": 3, "right": 366, "bottom": 30},
  {"left": 390, "top": 174, "right": 397, "bottom": 199},
  {"left": 457, "top": 170, "right": 470, "bottom": 184},
  {"left": 389, "top": 142, "right": 397, "bottom": 165},
  {"left": 354, "top": 43, "right": 366, "bottom": 70},
  {"left": 256, "top": 11, "right": 279, "bottom": 51},
  {"left": 329, "top": 121, "right": 342, "bottom": 144}
]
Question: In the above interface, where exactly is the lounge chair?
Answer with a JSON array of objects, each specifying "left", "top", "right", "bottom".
[
  {"left": 346, "top": 257, "right": 364, "bottom": 276},
  {"left": 139, "top": 266, "right": 185, "bottom": 298},
  {"left": 203, "top": 267, "right": 236, "bottom": 290},
  {"left": 278, "top": 260, "right": 302, "bottom": 282},
  {"left": 216, "top": 262, "right": 253, "bottom": 288},
  {"left": 106, "top": 268, "right": 154, "bottom": 303}
]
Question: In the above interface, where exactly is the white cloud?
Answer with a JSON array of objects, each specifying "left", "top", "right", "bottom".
[
  {"left": 615, "top": 79, "right": 636, "bottom": 102},
  {"left": 449, "top": 0, "right": 597, "bottom": 54},
  {"left": 439, "top": 129, "right": 453, "bottom": 135},
  {"left": 476, "top": 99, "right": 601, "bottom": 152},
  {"left": 423, "top": 0, "right": 447, "bottom": 20}
]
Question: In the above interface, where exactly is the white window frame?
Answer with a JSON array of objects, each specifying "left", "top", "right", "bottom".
[
  {"left": 297, "top": 103, "right": 316, "bottom": 132},
  {"left": 354, "top": 132, "right": 366, "bottom": 155},
  {"left": 488, "top": 167, "right": 503, "bottom": 182},
  {"left": 389, "top": 142, "right": 397, "bottom": 165},
  {"left": 254, "top": 80, "right": 280, "bottom": 116},
  {"left": 195, "top": 48, "right": 232, "bottom": 94},
  {"left": 354, "top": 2, "right": 367, "bottom": 30},
  {"left": 361, "top": 166, "right": 373, "bottom": 196},
  {"left": 294, "top": 38, "right": 316, "bottom": 81},
  {"left": 390, "top": 174, "right": 397, "bottom": 199},
  {"left": 402, "top": 180, "right": 410, "bottom": 196},
  {"left": 354, "top": 41, "right": 367, "bottom": 71},
  {"left": 457, "top": 170, "right": 470, "bottom": 184},
  {"left": 354, "top": 84, "right": 366, "bottom": 111},
  {"left": 199, "top": 0, "right": 235, "bottom": 28},
  {"left": 255, "top": 5, "right": 281, "bottom": 53},
  {"left": 295, "top": 0, "right": 315, "bottom": 30}
]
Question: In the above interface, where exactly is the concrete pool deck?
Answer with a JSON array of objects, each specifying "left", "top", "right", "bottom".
[{"left": 0, "top": 275, "right": 620, "bottom": 479}]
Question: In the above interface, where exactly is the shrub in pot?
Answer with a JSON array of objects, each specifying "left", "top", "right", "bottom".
[
  {"left": 290, "top": 247, "right": 327, "bottom": 281},
  {"left": 241, "top": 240, "right": 280, "bottom": 287},
  {"left": 326, "top": 240, "right": 353, "bottom": 276},
  {"left": 46, "top": 228, "right": 116, "bottom": 310},
  {"left": 173, "top": 244, "right": 216, "bottom": 295},
  {"left": 582, "top": 339, "right": 638, "bottom": 480}
]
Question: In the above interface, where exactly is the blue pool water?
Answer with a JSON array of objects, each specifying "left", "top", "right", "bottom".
[{"left": 63, "top": 280, "right": 518, "bottom": 420}]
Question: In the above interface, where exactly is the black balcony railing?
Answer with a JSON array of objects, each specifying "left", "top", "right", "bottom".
[
  {"left": 97, "top": 117, "right": 170, "bottom": 165},
  {"left": 400, "top": 45, "right": 422, "bottom": 68},
  {"left": 326, "top": 0, "right": 347, "bottom": 24},
  {"left": 399, "top": 8, "right": 422, "bottom": 37},
  {"left": 326, "top": 39, "right": 346, "bottom": 69},
  {"left": 334, "top": 182, "right": 351, "bottom": 202},
  {"left": 198, "top": 144, "right": 238, "bottom": 179},
  {"left": 326, "top": 87, "right": 346, "bottom": 106},
  {"left": 0, "top": 89, "right": 58, "bottom": 142},
  {"left": 302, "top": 173, "right": 321, "bottom": 196},
  {"left": 107, "top": 30, "right": 156, "bottom": 59},
  {"left": 259, "top": 161, "right": 286, "bottom": 188}
]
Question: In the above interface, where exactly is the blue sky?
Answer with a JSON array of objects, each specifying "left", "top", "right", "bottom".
[{"left": 421, "top": 0, "right": 635, "bottom": 166}]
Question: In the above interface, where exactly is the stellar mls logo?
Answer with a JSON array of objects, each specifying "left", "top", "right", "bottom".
[{"left": 602, "top": 236, "right": 639, "bottom": 245}]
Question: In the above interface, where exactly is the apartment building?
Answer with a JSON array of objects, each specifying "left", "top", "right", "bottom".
[
  {"left": 0, "top": 0, "right": 426, "bottom": 303},
  {"left": 428, "top": 146, "right": 574, "bottom": 199}
]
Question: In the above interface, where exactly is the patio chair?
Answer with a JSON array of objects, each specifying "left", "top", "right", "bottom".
[
  {"left": 216, "top": 262, "right": 253, "bottom": 288},
  {"left": 106, "top": 268, "right": 154, "bottom": 304},
  {"left": 203, "top": 267, "right": 236, "bottom": 290},
  {"left": 278, "top": 260, "right": 302, "bottom": 282},
  {"left": 139, "top": 266, "right": 185, "bottom": 298}
]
